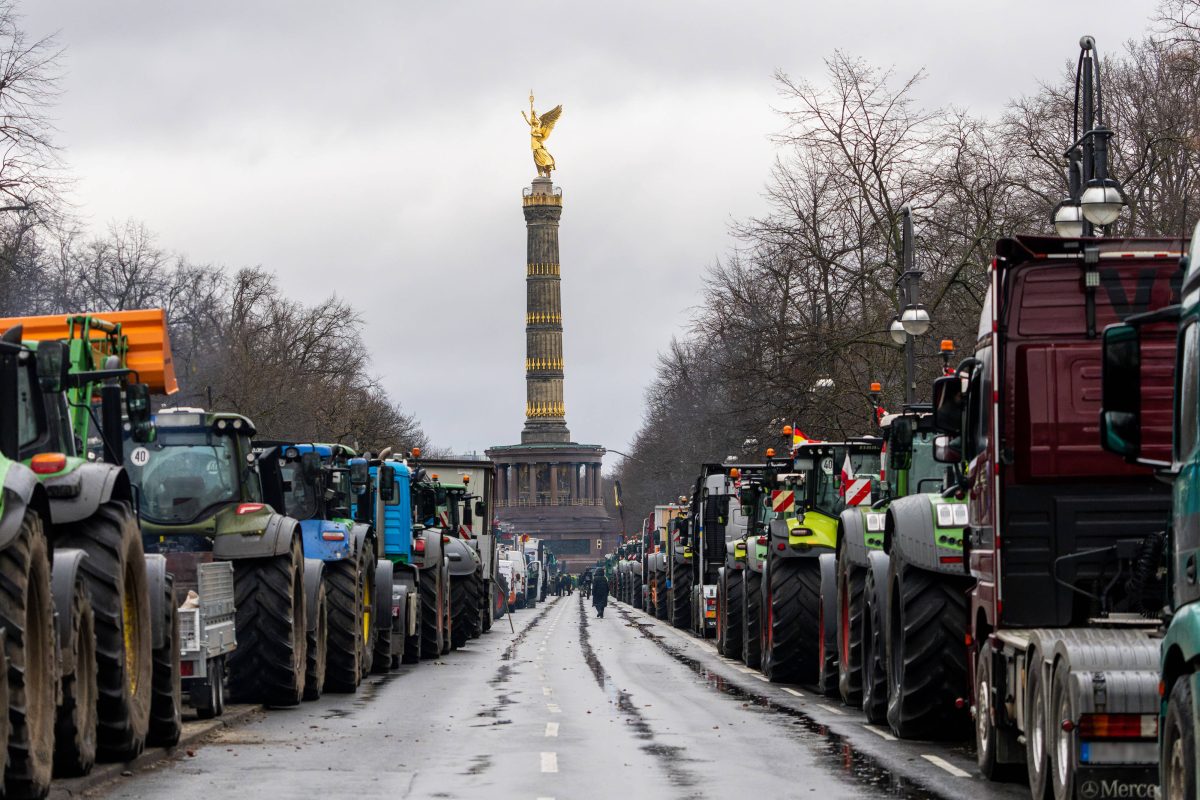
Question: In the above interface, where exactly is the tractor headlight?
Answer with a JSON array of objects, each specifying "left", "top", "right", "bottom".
[
  {"left": 865, "top": 513, "right": 885, "bottom": 532},
  {"left": 936, "top": 503, "right": 968, "bottom": 528}
]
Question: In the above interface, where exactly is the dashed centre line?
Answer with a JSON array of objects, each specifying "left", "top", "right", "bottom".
[
  {"left": 543, "top": 686, "right": 553, "bottom": 696},
  {"left": 817, "top": 704, "right": 845, "bottom": 715},
  {"left": 782, "top": 687, "right": 805, "bottom": 698},
  {"left": 545, "top": 722, "right": 559, "bottom": 737},
  {"left": 540, "top": 752, "right": 558, "bottom": 773},
  {"left": 547, "top": 703, "right": 561, "bottom": 714},
  {"left": 863, "top": 724, "right": 897, "bottom": 741},
  {"left": 922, "top": 755, "right": 972, "bottom": 777}
]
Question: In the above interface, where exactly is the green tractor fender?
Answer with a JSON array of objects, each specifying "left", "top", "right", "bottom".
[
  {"left": 42, "top": 460, "right": 132, "bottom": 526},
  {"left": 1161, "top": 604, "right": 1200, "bottom": 701},
  {"left": 838, "top": 507, "right": 885, "bottom": 570},
  {"left": 0, "top": 460, "right": 49, "bottom": 550},
  {"left": 213, "top": 513, "right": 302, "bottom": 560},
  {"left": 884, "top": 494, "right": 966, "bottom": 575}
]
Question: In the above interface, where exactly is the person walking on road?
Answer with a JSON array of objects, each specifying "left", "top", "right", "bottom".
[{"left": 591, "top": 571, "right": 609, "bottom": 618}]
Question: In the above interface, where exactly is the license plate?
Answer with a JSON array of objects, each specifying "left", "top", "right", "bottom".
[{"left": 1079, "top": 741, "right": 1156, "bottom": 765}]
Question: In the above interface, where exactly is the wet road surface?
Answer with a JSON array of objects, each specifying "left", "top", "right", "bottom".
[{"left": 79, "top": 594, "right": 1031, "bottom": 800}]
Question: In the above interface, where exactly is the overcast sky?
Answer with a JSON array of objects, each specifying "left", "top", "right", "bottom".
[{"left": 23, "top": 1, "right": 1158, "bottom": 467}]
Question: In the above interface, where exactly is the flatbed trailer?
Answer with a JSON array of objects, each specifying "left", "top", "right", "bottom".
[{"left": 175, "top": 560, "right": 236, "bottom": 718}]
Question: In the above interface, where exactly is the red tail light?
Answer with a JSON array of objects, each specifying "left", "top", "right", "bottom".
[
  {"left": 236, "top": 503, "right": 266, "bottom": 515},
  {"left": 1077, "top": 713, "right": 1157, "bottom": 739},
  {"left": 30, "top": 453, "right": 67, "bottom": 474},
  {"left": 180, "top": 660, "right": 194, "bottom": 677},
  {"left": 414, "top": 538, "right": 426, "bottom": 555},
  {"left": 757, "top": 536, "right": 767, "bottom": 545},
  {"left": 939, "top": 556, "right": 963, "bottom": 564},
  {"left": 322, "top": 530, "right": 345, "bottom": 541}
]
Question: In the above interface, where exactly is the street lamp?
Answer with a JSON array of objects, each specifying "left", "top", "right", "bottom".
[
  {"left": 1052, "top": 36, "right": 1126, "bottom": 236},
  {"left": 894, "top": 205, "right": 930, "bottom": 405}
]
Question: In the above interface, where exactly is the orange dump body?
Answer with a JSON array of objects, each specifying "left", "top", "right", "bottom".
[{"left": 0, "top": 308, "right": 179, "bottom": 394}]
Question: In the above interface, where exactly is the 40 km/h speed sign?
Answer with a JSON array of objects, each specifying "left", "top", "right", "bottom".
[{"left": 770, "top": 490, "right": 795, "bottom": 514}]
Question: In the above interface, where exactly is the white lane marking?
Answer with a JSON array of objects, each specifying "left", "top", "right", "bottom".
[
  {"left": 732, "top": 666, "right": 758, "bottom": 675},
  {"left": 782, "top": 687, "right": 805, "bottom": 698},
  {"left": 754, "top": 675, "right": 770, "bottom": 683},
  {"left": 817, "top": 704, "right": 845, "bottom": 715},
  {"left": 922, "top": 755, "right": 972, "bottom": 777},
  {"left": 541, "top": 751, "right": 558, "bottom": 773},
  {"left": 863, "top": 724, "right": 897, "bottom": 741},
  {"left": 547, "top": 703, "right": 561, "bottom": 714},
  {"left": 545, "top": 722, "right": 559, "bottom": 737},
  {"left": 543, "top": 686, "right": 553, "bottom": 696}
]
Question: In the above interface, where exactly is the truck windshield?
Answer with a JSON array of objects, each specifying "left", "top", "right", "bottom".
[
  {"left": 280, "top": 463, "right": 319, "bottom": 520},
  {"left": 127, "top": 431, "right": 239, "bottom": 524}
]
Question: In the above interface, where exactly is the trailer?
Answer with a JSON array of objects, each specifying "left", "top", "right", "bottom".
[{"left": 176, "top": 561, "right": 236, "bottom": 718}]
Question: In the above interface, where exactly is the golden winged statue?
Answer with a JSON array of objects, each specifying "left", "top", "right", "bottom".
[{"left": 522, "top": 93, "right": 563, "bottom": 177}]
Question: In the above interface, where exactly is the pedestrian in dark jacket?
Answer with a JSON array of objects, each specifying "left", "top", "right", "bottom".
[{"left": 591, "top": 573, "right": 610, "bottom": 618}]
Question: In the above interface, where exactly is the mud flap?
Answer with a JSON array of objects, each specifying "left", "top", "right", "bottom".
[
  {"left": 302, "top": 559, "right": 325, "bottom": 634},
  {"left": 145, "top": 553, "right": 170, "bottom": 651},
  {"left": 52, "top": 548, "right": 89, "bottom": 677}
]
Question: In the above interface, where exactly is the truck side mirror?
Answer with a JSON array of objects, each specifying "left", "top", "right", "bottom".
[
  {"left": 300, "top": 451, "right": 322, "bottom": 481},
  {"left": 932, "top": 375, "right": 964, "bottom": 434},
  {"left": 125, "top": 383, "right": 154, "bottom": 443},
  {"left": 350, "top": 460, "right": 370, "bottom": 486},
  {"left": 35, "top": 340, "right": 67, "bottom": 393},
  {"left": 1100, "top": 323, "right": 1141, "bottom": 460},
  {"left": 475, "top": 500, "right": 485, "bottom": 517},
  {"left": 932, "top": 434, "right": 962, "bottom": 464},
  {"left": 379, "top": 464, "right": 397, "bottom": 499}
]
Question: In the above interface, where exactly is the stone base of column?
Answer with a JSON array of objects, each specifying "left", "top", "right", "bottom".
[{"left": 521, "top": 418, "right": 572, "bottom": 444}]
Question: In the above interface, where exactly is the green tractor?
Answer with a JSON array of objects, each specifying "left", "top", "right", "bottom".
[
  {"left": 759, "top": 438, "right": 881, "bottom": 685},
  {"left": 128, "top": 409, "right": 311, "bottom": 707},
  {"left": 0, "top": 310, "right": 183, "bottom": 795}
]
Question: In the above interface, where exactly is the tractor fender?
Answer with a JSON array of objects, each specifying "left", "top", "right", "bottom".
[
  {"left": 373, "top": 560, "right": 394, "bottom": 632},
  {"left": 724, "top": 538, "right": 745, "bottom": 571},
  {"left": 444, "top": 537, "right": 478, "bottom": 577},
  {"left": 302, "top": 558, "right": 325, "bottom": 634},
  {"left": 144, "top": 553, "right": 171, "bottom": 650},
  {"left": 213, "top": 513, "right": 300, "bottom": 560},
  {"left": 0, "top": 462, "right": 47, "bottom": 550},
  {"left": 839, "top": 509, "right": 871, "bottom": 569},
  {"left": 350, "top": 523, "right": 373, "bottom": 561},
  {"left": 392, "top": 562, "right": 419, "bottom": 635},
  {"left": 44, "top": 461, "right": 132, "bottom": 526},
  {"left": 865, "top": 549, "right": 890, "bottom": 623},
  {"left": 51, "top": 547, "right": 88, "bottom": 674},
  {"left": 886, "top": 494, "right": 962, "bottom": 574}
]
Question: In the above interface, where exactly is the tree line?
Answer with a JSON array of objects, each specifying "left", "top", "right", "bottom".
[
  {"left": 615, "top": 0, "right": 1200, "bottom": 520},
  {"left": 0, "top": 1, "right": 427, "bottom": 451}
]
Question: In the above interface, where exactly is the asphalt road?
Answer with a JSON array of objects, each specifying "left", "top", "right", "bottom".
[{"left": 81, "top": 594, "right": 1032, "bottom": 800}]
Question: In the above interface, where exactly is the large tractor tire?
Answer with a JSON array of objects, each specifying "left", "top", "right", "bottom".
[
  {"left": 653, "top": 573, "right": 668, "bottom": 621},
  {"left": 836, "top": 558, "right": 866, "bottom": 707},
  {"left": 761, "top": 558, "right": 820, "bottom": 684},
  {"left": 670, "top": 562, "right": 692, "bottom": 630},
  {"left": 816, "top": 556, "right": 839, "bottom": 697},
  {"left": 359, "top": 553, "right": 378, "bottom": 677},
  {"left": 401, "top": 587, "right": 421, "bottom": 664},
  {"left": 3, "top": 512, "right": 54, "bottom": 797},
  {"left": 467, "top": 572, "right": 484, "bottom": 639},
  {"left": 632, "top": 577, "right": 644, "bottom": 611},
  {"left": 371, "top": 561, "right": 395, "bottom": 673},
  {"left": 418, "top": 567, "right": 443, "bottom": 660},
  {"left": 885, "top": 557, "right": 970, "bottom": 739},
  {"left": 303, "top": 579, "right": 328, "bottom": 702},
  {"left": 52, "top": 567, "right": 96, "bottom": 778},
  {"left": 717, "top": 570, "right": 743, "bottom": 659},
  {"left": 324, "top": 557, "right": 365, "bottom": 693},
  {"left": 147, "top": 576, "right": 181, "bottom": 748},
  {"left": 862, "top": 563, "right": 888, "bottom": 724},
  {"left": 449, "top": 576, "right": 471, "bottom": 650},
  {"left": 228, "top": 537, "right": 307, "bottom": 707},
  {"left": 742, "top": 569, "right": 762, "bottom": 670},
  {"left": 59, "top": 501, "right": 151, "bottom": 763}
]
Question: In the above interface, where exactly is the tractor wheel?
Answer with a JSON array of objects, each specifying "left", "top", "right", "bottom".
[
  {"left": 670, "top": 562, "right": 692, "bottom": 630},
  {"left": 742, "top": 569, "right": 761, "bottom": 669},
  {"left": 862, "top": 565, "right": 887, "bottom": 724},
  {"left": 59, "top": 501, "right": 151, "bottom": 762},
  {"left": 449, "top": 576, "right": 471, "bottom": 650},
  {"left": 228, "top": 537, "right": 307, "bottom": 707},
  {"left": 718, "top": 571, "right": 743, "bottom": 659},
  {"left": 303, "top": 579, "right": 328, "bottom": 701},
  {"left": 836, "top": 559, "right": 865, "bottom": 707},
  {"left": 816, "top": 557, "right": 838, "bottom": 696},
  {"left": 1163, "top": 678, "right": 1197, "bottom": 800},
  {"left": 359, "top": 554, "right": 377, "bottom": 677},
  {"left": 762, "top": 558, "right": 819, "bottom": 684},
  {"left": 469, "top": 572, "right": 484, "bottom": 639},
  {"left": 2, "top": 511, "right": 54, "bottom": 797},
  {"left": 653, "top": 573, "right": 668, "bottom": 621},
  {"left": 885, "top": 556, "right": 970, "bottom": 739},
  {"left": 53, "top": 574, "right": 96, "bottom": 778},
  {"left": 402, "top": 587, "right": 421, "bottom": 664},
  {"left": 147, "top": 578, "right": 181, "bottom": 747},
  {"left": 632, "top": 577, "right": 644, "bottom": 611},
  {"left": 324, "top": 558, "right": 364, "bottom": 693},
  {"left": 419, "top": 567, "right": 442, "bottom": 660}
]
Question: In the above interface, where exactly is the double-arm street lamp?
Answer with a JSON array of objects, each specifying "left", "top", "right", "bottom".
[
  {"left": 889, "top": 206, "right": 931, "bottom": 405},
  {"left": 1052, "top": 36, "right": 1127, "bottom": 237}
]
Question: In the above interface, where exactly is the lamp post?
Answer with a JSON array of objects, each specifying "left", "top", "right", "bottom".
[
  {"left": 890, "top": 206, "right": 930, "bottom": 405},
  {"left": 1052, "top": 36, "right": 1126, "bottom": 237}
]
